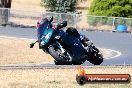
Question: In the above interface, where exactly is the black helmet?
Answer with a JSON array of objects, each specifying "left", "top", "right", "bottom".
[
  {"left": 66, "top": 27, "right": 79, "bottom": 37},
  {"left": 61, "top": 21, "right": 67, "bottom": 27}
]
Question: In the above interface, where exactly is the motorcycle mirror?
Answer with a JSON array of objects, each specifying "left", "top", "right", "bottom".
[
  {"left": 29, "top": 40, "right": 38, "bottom": 48},
  {"left": 30, "top": 43, "right": 35, "bottom": 48},
  {"left": 49, "top": 16, "right": 53, "bottom": 23}
]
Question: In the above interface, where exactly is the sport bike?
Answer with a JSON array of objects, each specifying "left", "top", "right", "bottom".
[{"left": 30, "top": 16, "right": 103, "bottom": 65}]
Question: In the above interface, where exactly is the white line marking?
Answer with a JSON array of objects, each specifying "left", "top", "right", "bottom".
[
  {"left": 105, "top": 49, "right": 122, "bottom": 59},
  {"left": 0, "top": 35, "right": 36, "bottom": 41}
]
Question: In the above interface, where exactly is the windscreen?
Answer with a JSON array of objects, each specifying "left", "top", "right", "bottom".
[{"left": 37, "top": 18, "right": 49, "bottom": 40}]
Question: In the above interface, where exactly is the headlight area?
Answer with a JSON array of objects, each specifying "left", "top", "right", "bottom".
[
  {"left": 45, "top": 33, "right": 52, "bottom": 40},
  {"left": 55, "top": 35, "right": 61, "bottom": 40}
]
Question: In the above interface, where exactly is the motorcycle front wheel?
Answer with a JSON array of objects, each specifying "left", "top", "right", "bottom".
[{"left": 48, "top": 45, "right": 72, "bottom": 65}]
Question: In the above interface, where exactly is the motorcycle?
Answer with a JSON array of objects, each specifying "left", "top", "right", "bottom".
[{"left": 30, "top": 16, "right": 103, "bottom": 65}]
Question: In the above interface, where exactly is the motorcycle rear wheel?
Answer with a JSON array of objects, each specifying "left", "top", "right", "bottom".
[{"left": 87, "top": 46, "right": 103, "bottom": 65}]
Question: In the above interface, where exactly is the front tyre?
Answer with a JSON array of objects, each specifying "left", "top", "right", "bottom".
[
  {"left": 48, "top": 45, "right": 72, "bottom": 65},
  {"left": 54, "top": 60, "right": 72, "bottom": 65}
]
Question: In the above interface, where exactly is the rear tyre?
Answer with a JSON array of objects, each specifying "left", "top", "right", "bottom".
[
  {"left": 88, "top": 52, "right": 103, "bottom": 65},
  {"left": 54, "top": 60, "right": 63, "bottom": 65},
  {"left": 54, "top": 60, "right": 72, "bottom": 65},
  {"left": 72, "top": 61, "right": 83, "bottom": 65},
  {"left": 88, "top": 46, "right": 103, "bottom": 65}
]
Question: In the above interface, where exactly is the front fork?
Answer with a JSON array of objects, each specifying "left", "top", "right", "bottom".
[{"left": 57, "top": 42, "right": 65, "bottom": 53}]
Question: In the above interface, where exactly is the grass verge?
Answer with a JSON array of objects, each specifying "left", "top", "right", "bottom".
[
  {"left": 0, "top": 37, "right": 52, "bottom": 64},
  {"left": 0, "top": 67, "right": 131, "bottom": 88}
]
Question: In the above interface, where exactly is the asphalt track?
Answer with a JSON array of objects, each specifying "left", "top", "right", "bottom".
[{"left": 0, "top": 26, "right": 132, "bottom": 65}]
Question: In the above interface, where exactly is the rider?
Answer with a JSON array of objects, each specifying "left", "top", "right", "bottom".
[
  {"left": 66, "top": 27, "right": 90, "bottom": 46},
  {"left": 52, "top": 22, "right": 91, "bottom": 47}
]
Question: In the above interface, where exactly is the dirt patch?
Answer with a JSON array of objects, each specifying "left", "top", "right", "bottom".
[
  {"left": 11, "top": 0, "right": 91, "bottom": 13},
  {"left": 0, "top": 37, "right": 53, "bottom": 64},
  {"left": 11, "top": 0, "right": 44, "bottom": 11},
  {"left": 0, "top": 67, "right": 131, "bottom": 88}
]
